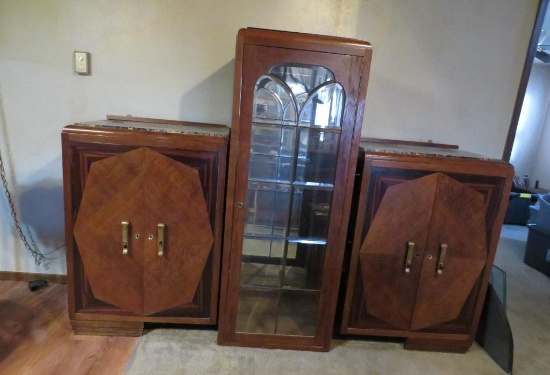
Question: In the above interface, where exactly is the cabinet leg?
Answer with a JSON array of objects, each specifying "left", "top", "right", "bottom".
[
  {"left": 71, "top": 320, "right": 144, "bottom": 336},
  {"left": 404, "top": 337, "right": 471, "bottom": 353}
]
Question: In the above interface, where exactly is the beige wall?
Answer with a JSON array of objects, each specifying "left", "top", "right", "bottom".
[
  {"left": 356, "top": 0, "right": 537, "bottom": 156},
  {"left": 0, "top": 0, "right": 538, "bottom": 274}
]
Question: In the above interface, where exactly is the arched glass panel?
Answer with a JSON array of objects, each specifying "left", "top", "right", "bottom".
[
  {"left": 253, "top": 75, "right": 297, "bottom": 125},
  {"left": 269, "top": 65, "right": 335, "bottom": 108},
  {"left": 298, "top": 83, "right": 344, "bottom": 128}
]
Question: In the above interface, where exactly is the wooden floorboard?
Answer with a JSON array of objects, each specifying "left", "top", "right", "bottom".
[
  {"left": 0, "top": 280, "right": 137, "bottom": 375},
  {"left": 0, "top": 271, "right": 67, "bottom": 284}
]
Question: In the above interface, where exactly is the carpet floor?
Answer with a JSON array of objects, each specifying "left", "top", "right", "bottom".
[{"left": 124, "top": 225, "right": 550, "bottom": 375}]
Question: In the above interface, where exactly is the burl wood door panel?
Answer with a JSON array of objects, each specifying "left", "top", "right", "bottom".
[
  {"left": 411, "top": 173, "right": 487, "bottom": 330},
  {"left": 74, "top": 148, "right": 213, "bottom": 316},
  {"left": 359, "top": 173, "right": 487, "bottom": 331},
  {"left": 358, "top": 173, "right": 436, "bottom": 330}
]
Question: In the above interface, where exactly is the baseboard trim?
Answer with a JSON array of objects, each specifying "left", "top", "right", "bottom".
[{"left": 0, "top": 271, "right": 67, "bottom": 284}]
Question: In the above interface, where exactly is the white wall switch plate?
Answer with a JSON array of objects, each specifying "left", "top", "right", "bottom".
[{"left": 74, "top": 51, "right": 90, "bottom": 75}]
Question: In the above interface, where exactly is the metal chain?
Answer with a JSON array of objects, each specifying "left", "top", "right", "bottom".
[{"left": 0, "top": 150, "right": 47, "bottom": 266}]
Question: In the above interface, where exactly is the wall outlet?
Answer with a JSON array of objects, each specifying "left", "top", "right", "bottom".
[{"left": 74, "top": 51, "right": 90, "bottom": 75}]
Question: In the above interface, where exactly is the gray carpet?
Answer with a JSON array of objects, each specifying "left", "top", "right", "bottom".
[{"left": 124, "top": 225, "right": 550, "bottom": 375}]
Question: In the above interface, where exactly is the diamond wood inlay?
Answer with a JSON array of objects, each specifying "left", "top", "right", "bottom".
[
  {"left": 74, "top": 147, "right": 214, "bottom": 316},
  {"left": 359, "top": 173, "right": 487, "bottom": 330}
]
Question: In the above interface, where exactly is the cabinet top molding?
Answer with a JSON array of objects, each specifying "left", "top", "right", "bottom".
[{"left": 240, "top": 28, "right": 372, "bottom": 56}]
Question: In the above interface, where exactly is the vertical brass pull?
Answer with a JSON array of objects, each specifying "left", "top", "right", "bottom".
[
  {"left": 157, "top": 223, "right": 165, "bottom": 256},
  {"left": 437, "top": 243, "right": 448, "bottom": 275},
  {"left": 405, "top": 241, "right": 415, "bottom": 273},
  {"left": 122, "top": 221, "right": 129, "bottom": 255}
]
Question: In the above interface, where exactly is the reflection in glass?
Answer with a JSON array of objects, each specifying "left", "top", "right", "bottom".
[
  {"left": 237, "top": 63, "right": 344, "bottom": 337},
  {"left": 251, "top": 124, "right": 295, "bottom": 157},
  {"left": 277, "top": 290, "right": 319, "bottom": 336},
  {"left": 236, "top": 289, "right": 278, "bottom": 334},
  {"left": 253, "top": 76, "right": 297, "bottom": 124},
  {"left": 282, "top": 244, "right": 327, "bottom": 291},
  {"left": 248, "top": 153, "right": 292, "bottom": 182},
  {"left": 285, "top": 242, "right": 297, "bottom": 260},
  {"left": 240, "top": 261, "right": 281, "bottom": 288},
  {"left": 292, "top": 188, "right": 332, "bottom": 240},
  {"left": 299, "top": 83, "right": 344, "bottom": 128},
  {"left": 296, "top": 129, "right": 339, "bottom": 185},
  {"left": 245, "top": 182, "right": 291, "bottom": 238},
  {"left": 242, "top": 237, "right": 286, "bottom": 258},
  {"left": 242, "top": 237, "right": 271, "bottom": 257},
  {"left": 269, "top": 65, "right": 334, "bottom": 105}
]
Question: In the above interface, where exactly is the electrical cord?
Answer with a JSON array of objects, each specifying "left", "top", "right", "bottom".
[{"left": 0, "top": 148, "right": 62, "bottom": 267}]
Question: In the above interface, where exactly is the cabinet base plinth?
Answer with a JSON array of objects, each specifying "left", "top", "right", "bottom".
[
  {"left": 71, "top": 320, "right": 144, "bottom": 337},
  {"left": 404, "top": 337, "right": 470, "bottom": 353}
]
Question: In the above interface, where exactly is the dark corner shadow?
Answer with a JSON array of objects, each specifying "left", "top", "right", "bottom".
[
  {"left": 18, "top": 178, "right": 65, "bottom": 250},
  {"left": 330, "top": 333, "right": 404, "bottom": 350},
  {"left": 179, "top": 60, "right": 234, "bottom": 126}
]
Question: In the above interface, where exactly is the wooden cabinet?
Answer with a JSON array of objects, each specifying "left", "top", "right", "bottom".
[
  {"left": 217, "top": 29, "right": 372, "bottom": 351},
  {"left": 62, "top": 116, "right": 229, "bottom": 336},
  {"left": 339, "top": 142, "right": 514, "bottom": 352}
]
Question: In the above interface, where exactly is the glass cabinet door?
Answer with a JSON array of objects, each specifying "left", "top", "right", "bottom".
[
  {"left": 218, "top": 28, "right": 372, "bottom": 352},
  {"left": 237, "top": 64, "right": 345, "bottom": 337}
]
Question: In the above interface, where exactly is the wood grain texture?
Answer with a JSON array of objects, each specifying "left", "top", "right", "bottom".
[
  {"left": 71, "top": 320, "right": 144, "bottom": 336},
  {"left": 360, "top": 173, "right": 438, "bottom": 330},
  {"left": 74, "top": 147, "right": 214, "bottom": 316},
  {"left": 62, "top": 118, "right": 228, "bottom": 330},
  {"left": 0, "top": 272, "right": 67, "bottom": 284},
  {"left": 340, "top": 147, "right": 514, "bottom": 352},
  {"left": 411, "top": 173, "right": 487, "bottom": 331},
  {"left": 0, "top": 280, "right": 136, "bottom": 375},
  {"left": 74, "top": 148, "right": 147, "bottom": 315},
  {"left": 141, "top": 148, "right": 214, "bottom": 315},
  {"left": 240, "top": 28, "right": 372, "bottom": 57},
  {"left": 218, "top": 28, "right": 372, "bottom": 351}
]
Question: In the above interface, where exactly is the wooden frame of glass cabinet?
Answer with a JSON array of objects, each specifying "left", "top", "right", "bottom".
[{"left": 217, "top": 28, "right": 372, "bottom": 351}]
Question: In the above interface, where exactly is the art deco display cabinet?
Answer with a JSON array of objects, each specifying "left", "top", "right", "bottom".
[
  {"left": 62, "top": 116, "right": 229, "bottom": 336},
  {"left": 339, "top": 141, "right": 514, "bottom": 352},
  {"left": 217, "top": 29, "right": 372, "bottom": 351}
]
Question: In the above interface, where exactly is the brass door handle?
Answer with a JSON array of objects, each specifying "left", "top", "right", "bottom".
[
  {"left": 437, "top": 243, "right": 448, "bottom": 275},
  {"left": 157, "top": 223, "right": 165, "bottom": 256},
  {"left": 122, "top": 221, "right": 129, "bottom": 255},
  {"left": 405, "top": 241, "right": 415, "bottom": 273}
]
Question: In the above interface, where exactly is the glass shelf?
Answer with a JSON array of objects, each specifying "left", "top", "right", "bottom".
[
  {"left": 253, "top": 120, "right": 343, "bottom": 132},
  {"left": 287, "top": 237, "right": 327, "bottom": 245},
  {"left": 247, "top": 178, "right": 334, "bottom": 190}
]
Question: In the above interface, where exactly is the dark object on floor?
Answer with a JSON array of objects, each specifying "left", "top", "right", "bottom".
[
  {"left": 504, "top": 191, "right": 537, "bottom": 225},
  {"left": 28, "top": 279, "right": 48, "bottom": 292},
  {"left": 524, "top": 225, "right": 550, "bottom": 277},
  {"left": 476, "top": 266, "right": 513, "bottom": 374}
]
